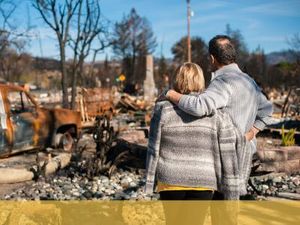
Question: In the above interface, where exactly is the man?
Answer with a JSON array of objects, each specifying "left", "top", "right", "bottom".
[
  {"left": 164, "top": 35, "right": 273, "bottom": 195},
  {"left": 166, "top": 35, "right": 272, "bottom": 146}
]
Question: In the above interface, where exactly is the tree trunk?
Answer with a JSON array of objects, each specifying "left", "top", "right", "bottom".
[
  {"left": 59, "top": 43, "right": 69, "bottom": 108},
  {"left": 71, "top": 67, "right": 78, "bottom": 110},
  {"left": 131, "top": 53, "right": 136, "bottom": 83}
]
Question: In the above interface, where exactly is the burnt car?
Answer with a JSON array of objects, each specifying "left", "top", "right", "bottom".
[{"left": 0, "top": 84, "right": 82, "bottom": 157}]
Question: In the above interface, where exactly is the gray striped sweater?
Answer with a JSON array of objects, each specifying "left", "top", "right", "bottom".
[{"left": 145, "top": 101, "right": 249, "bottom": 200}]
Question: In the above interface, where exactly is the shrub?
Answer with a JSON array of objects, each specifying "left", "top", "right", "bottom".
[{"left": 281, "top": 125, "right": 296, "bottom": 146}]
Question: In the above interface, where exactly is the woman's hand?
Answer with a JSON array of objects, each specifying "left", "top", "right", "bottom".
[{"left": 156, "top": 89, "right": 169, "bottom": 103}]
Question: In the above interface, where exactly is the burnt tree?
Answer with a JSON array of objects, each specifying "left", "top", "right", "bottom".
[
  {"left": 68, "top": 0, "right": 110, "bottom": 109},
  {"left": 33, "top": 0, "right": 80, "bottom": 108},
  {"left": 112, "top": 8, "right": 156, "bottom": 85}
]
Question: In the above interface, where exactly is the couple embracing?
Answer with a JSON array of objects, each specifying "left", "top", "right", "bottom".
[{"left": 145, "top": 35, "right": 273, "bottom": 224}]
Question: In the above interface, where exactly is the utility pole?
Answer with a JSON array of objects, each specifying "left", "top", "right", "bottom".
[{"left": 187, "top": 0, "right": 191, "bottom": 62}]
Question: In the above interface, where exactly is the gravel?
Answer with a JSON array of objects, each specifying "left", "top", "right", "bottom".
[
  {"left": 1, "top": 159, "right": 158, "bottom": 200},
  {"left": 247, "top": 173, "right": 300, "bottom": 199}
]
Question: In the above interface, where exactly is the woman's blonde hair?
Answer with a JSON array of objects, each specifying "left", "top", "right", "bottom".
[{"left": 173, "top": 62, "right": 205, "bottom": 94}]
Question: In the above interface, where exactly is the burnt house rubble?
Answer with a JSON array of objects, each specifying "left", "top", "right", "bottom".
[
  {"left": 0, "top": 81, "right": 299, "bottom": 201},
  {"left": 266, "top": 87, "right": 300, "bottom": 136}
]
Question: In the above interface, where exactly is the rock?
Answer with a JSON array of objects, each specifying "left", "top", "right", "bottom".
[
  {"left": 64, "top": 184, "right": 73, "bottom": 190},
  {"left": 120, "top": 179, "right": 130, "bottom": 188},
  {"left": 292, "top": 177, "right": 300, "bottom": 186},
  {"left": 273, "top": 177, "right": 282, "bottom": 183},
  {"left": 288, "top": 183, "right": 296, "bottom": 189},
  {"left": 130, "top": 192, "right": 137, "bottom": 198},
  {"left": 83, "top": 191, "right": 93, "bottom": 199},
  {"left": 72, "top": 191, "right": 80, "bottom": 197},
  {"left": 262, "top": 185, "right": 269, "bottom": 191},
  {"left": 114, "top": 192, "right": 130, "bottom": 200},
  {"left": 129, "top": 182, "right": 137, "bottom": 188},
  {"left": 93, "top": 192, "right": 103, "bottom": 198},
  {"left": 126, "top": 177, "right": 133, "bottom": 183}
]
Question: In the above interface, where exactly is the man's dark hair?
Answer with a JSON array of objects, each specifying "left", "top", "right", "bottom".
[{"left": 208, "top": 35, "right": 236, "bottom": 65}]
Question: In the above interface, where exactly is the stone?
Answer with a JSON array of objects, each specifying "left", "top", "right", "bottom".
[
  {"left": 72, "top": 191, "right": 80, "bottom": 197},
  {"left": 129, "top": 182, "right": 137, "bottom": 188},
  {"left": 100, "top": 176, "right": 109, "bottom": 184},
  {"left": 93, "top": 192, "right": 103, "bottom": 198},
  {"left": 292, "top": 177, "right": 300, "bottom": 186},
  {"left": 262, "top": 185, "right": 269, "bottom": 191},
  {"left": 130, "top": 192, "right": 137, "bottom": 198},
  {"left": 120, "top": 179, "right": 130, "bottom": 188},
  {"left": 83, "top": 191, "right": 93, "bottom": 199},
  {"left": 273, "top": 177, "right": 282, "bottom": 183}
]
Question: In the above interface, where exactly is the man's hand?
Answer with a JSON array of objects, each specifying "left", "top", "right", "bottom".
[{"left": 245, "top": 127, "right": 260, "bottom": 141}]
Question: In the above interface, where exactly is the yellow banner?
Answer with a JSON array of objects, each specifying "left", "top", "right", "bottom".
[{"left": 0, "top": 201, "right": 299, "bottom": 225}]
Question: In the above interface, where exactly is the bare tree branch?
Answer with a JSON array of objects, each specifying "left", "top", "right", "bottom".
[
  {"left": 33, "top": 0, "right": 80, "bottom": 108},
  {"left": 68, "top": 0, "right": 110, "bottom": 109}
]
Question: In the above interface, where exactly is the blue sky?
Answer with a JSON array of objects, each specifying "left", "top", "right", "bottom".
[{"left": 6, "top": 0, "right": 300, "bottom": 60}]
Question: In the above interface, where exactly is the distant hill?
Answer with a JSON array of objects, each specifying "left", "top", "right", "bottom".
[
  {"left": 32, "top": 52, "right": 298, "bottom": 71},
  {"left": 266, "top": 51, "right": 298, "bottom": 65}
]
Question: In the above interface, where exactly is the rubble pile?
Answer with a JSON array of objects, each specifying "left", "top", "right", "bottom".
[
  {"left": 268, "top": 87, "right": 300, "bottom": 119},
  {"left": 2, "top": 164, "right": 158, "bottom": 201},
  {"left": 77, "top": 87, "right": 115, "bottom": 123},
  {"left": 247, "top": 173, "right": 300, "bottom": 200},
  {"left": 1, "top": 127, "right": 153, "bottom": 200},
  {"left": 3, "top": 167, "right": 300, "bottom": 201}
]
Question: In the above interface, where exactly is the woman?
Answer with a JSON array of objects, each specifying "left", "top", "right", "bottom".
[{"left": 145, "top": 63, "right": 241, "bottom": 224}]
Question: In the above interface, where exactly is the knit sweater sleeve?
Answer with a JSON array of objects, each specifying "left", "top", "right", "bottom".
[
  {"left": 217, "top": 112, "right": 240, "bottom": 200},
  {"left": 253, "top": 91, "right": 273, "bottom": 130},
  {"left": 145, "top": 103, "right": 164, "bottom": 194},
  {"left": 178, "top": 77, "right": 232, "bottom": 117}
]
